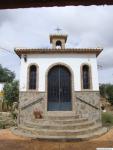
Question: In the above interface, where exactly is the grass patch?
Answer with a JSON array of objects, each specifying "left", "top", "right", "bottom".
[{"left": 102, "top": 112, "right": 113, "bottom": 127}]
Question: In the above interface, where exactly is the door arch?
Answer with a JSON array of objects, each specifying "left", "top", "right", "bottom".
[{"left": 47, "top": 65, "right": 72, "bottom": 111}]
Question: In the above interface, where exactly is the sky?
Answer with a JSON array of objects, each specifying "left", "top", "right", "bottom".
[{"left": 0, "top": 6, "right": 113, "bottom": 84}]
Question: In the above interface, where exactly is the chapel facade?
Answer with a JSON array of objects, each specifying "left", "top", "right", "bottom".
[{"left": 14, "top": 34, "right": 107, "bottom": 140}]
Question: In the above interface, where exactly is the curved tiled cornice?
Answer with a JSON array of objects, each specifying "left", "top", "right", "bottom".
[{"left": 15, "top": 48, "right": 103, "bottom": 57}]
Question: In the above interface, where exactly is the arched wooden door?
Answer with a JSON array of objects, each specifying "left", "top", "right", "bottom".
[{"left": 47, "top": 65, "right": 72, "bottom": 111}]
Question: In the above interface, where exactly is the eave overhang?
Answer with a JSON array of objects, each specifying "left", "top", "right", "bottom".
[{"left": 15, "top": 48, "right": 103, "bottom": 58}]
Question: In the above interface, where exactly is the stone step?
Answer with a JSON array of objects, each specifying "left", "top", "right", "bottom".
[
  {"left": 24, "top": 120, "right": 95, "bottom": 130},
  {"left": 12, "top": 126, "right": 107, "bottom": 141},
  {"left": 19, "top": 123, "right": 102, "bottom": 136},
  {"left": 44, "top": 114, "right": 79, "bottom": 120},
  {"left": 32, "top": 118, "right": 88, "bottom": 124}
]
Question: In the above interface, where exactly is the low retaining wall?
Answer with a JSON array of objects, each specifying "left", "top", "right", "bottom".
[
  {"left": 75, "top": 91, "right": 101, "bottom": 121},
  {"left": 19, "top": 91, "right": 101, "bottom": 124},
  {"left": 19, "top": 92, "right": 45, "bottom": 124}
]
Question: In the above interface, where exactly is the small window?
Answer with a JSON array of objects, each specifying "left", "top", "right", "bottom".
[
  {"left": 29, "top": 65, "right": 37, "bottom": 89},
  {"left": 56, "top": 40, "right": 62, "bottom": 49},
  {"left": 82, "top": 65, "right": 90, "bottom": 89}
]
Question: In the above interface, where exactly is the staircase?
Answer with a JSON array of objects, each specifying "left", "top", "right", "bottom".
[{"left": 12, "top": 114, "right": 107, "bottom": 141}]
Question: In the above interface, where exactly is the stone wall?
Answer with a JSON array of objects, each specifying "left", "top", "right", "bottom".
[
  {"left": 75, "top": 91, "right": 101, "bottom": 122},
  {"left": 19, "top": 91, "right": 39, "bottom": 104},
  {"left": 19, "top": 91, "right": 46, "bottom": 124},
  {"left": 18, "top": 91, "right": 101, "bottom": 124}
]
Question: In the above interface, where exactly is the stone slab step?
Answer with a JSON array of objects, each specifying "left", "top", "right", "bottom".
[
  {"left": 32, "top": 118, "right": 88, "bottom": 124},
  {"left": 44, "top": 114, "right": 79, "bottom": 120},
  {"left": 19, "top": 123, "right": 102, "bottom": 136},
  {"left": 24, "top": 120, "right": 95, "bottom": 130},
  {"left": 11, "top": 127, "right": 107, "bottom": 141}
]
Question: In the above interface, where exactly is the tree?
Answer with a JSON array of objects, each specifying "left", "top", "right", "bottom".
[
  {"left": 106, "top": 85, "right": 113, "bottom": 105},
  {"left": 100, "top": 84, "right": 113, "bottom": 105},
  {"left": 99, "top": 84, "right": 107, "bottom": 98},
  {"left": 3, "top": 80, "right": 19, "bottom": 107},
  {"left": 0, "top": 64, "right": 15, "bottom": 82}
]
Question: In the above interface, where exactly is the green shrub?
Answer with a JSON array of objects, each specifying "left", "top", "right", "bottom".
[
  {"left": 3, "top": 80, "right": 19, "bottom": 108},
  {"left": 102, "top": 112, "right": 113, "bottom": 127},
  {"left": 0, "top": 121, "right": 6, "bottom": 129},
  {"left": 100, "top": 84, "right": 113, "bottom": 105}
]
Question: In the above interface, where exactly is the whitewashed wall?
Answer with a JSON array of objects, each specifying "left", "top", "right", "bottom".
[
  {"left": 0, "top": 83, "right": 5, "bottom": 92},
  {"left": 19, "top": 53, "right": 99, "bottom": 91}
]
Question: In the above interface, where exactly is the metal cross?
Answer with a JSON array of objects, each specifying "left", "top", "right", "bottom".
[{"left": 55, "top": 27, "right": 62, "bottom": 33}]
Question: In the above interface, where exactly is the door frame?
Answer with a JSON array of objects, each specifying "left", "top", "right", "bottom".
[{"left": 45, "top": 62, "right": 76, "bottom": 115}]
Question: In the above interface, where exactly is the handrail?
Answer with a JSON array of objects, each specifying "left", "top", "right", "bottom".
[
  {"left": 21, "top": 97, "right": 44, "bottom": 110},
  {"left": 76, "top": 96, "right": 99, "bottom": 110}
]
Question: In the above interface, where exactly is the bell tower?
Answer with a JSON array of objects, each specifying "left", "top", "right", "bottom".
[{"left": 50, "top": 34, "right": 67, "bottom": 49}]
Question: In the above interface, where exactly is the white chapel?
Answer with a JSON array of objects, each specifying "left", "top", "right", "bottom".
[{"left": 14, "top": 33, "right": 107, "bottom": 140}]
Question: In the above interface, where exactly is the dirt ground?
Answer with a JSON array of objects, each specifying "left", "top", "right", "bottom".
[{"left": 0, "top": 129, "right": 113, "bottom": 150}]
